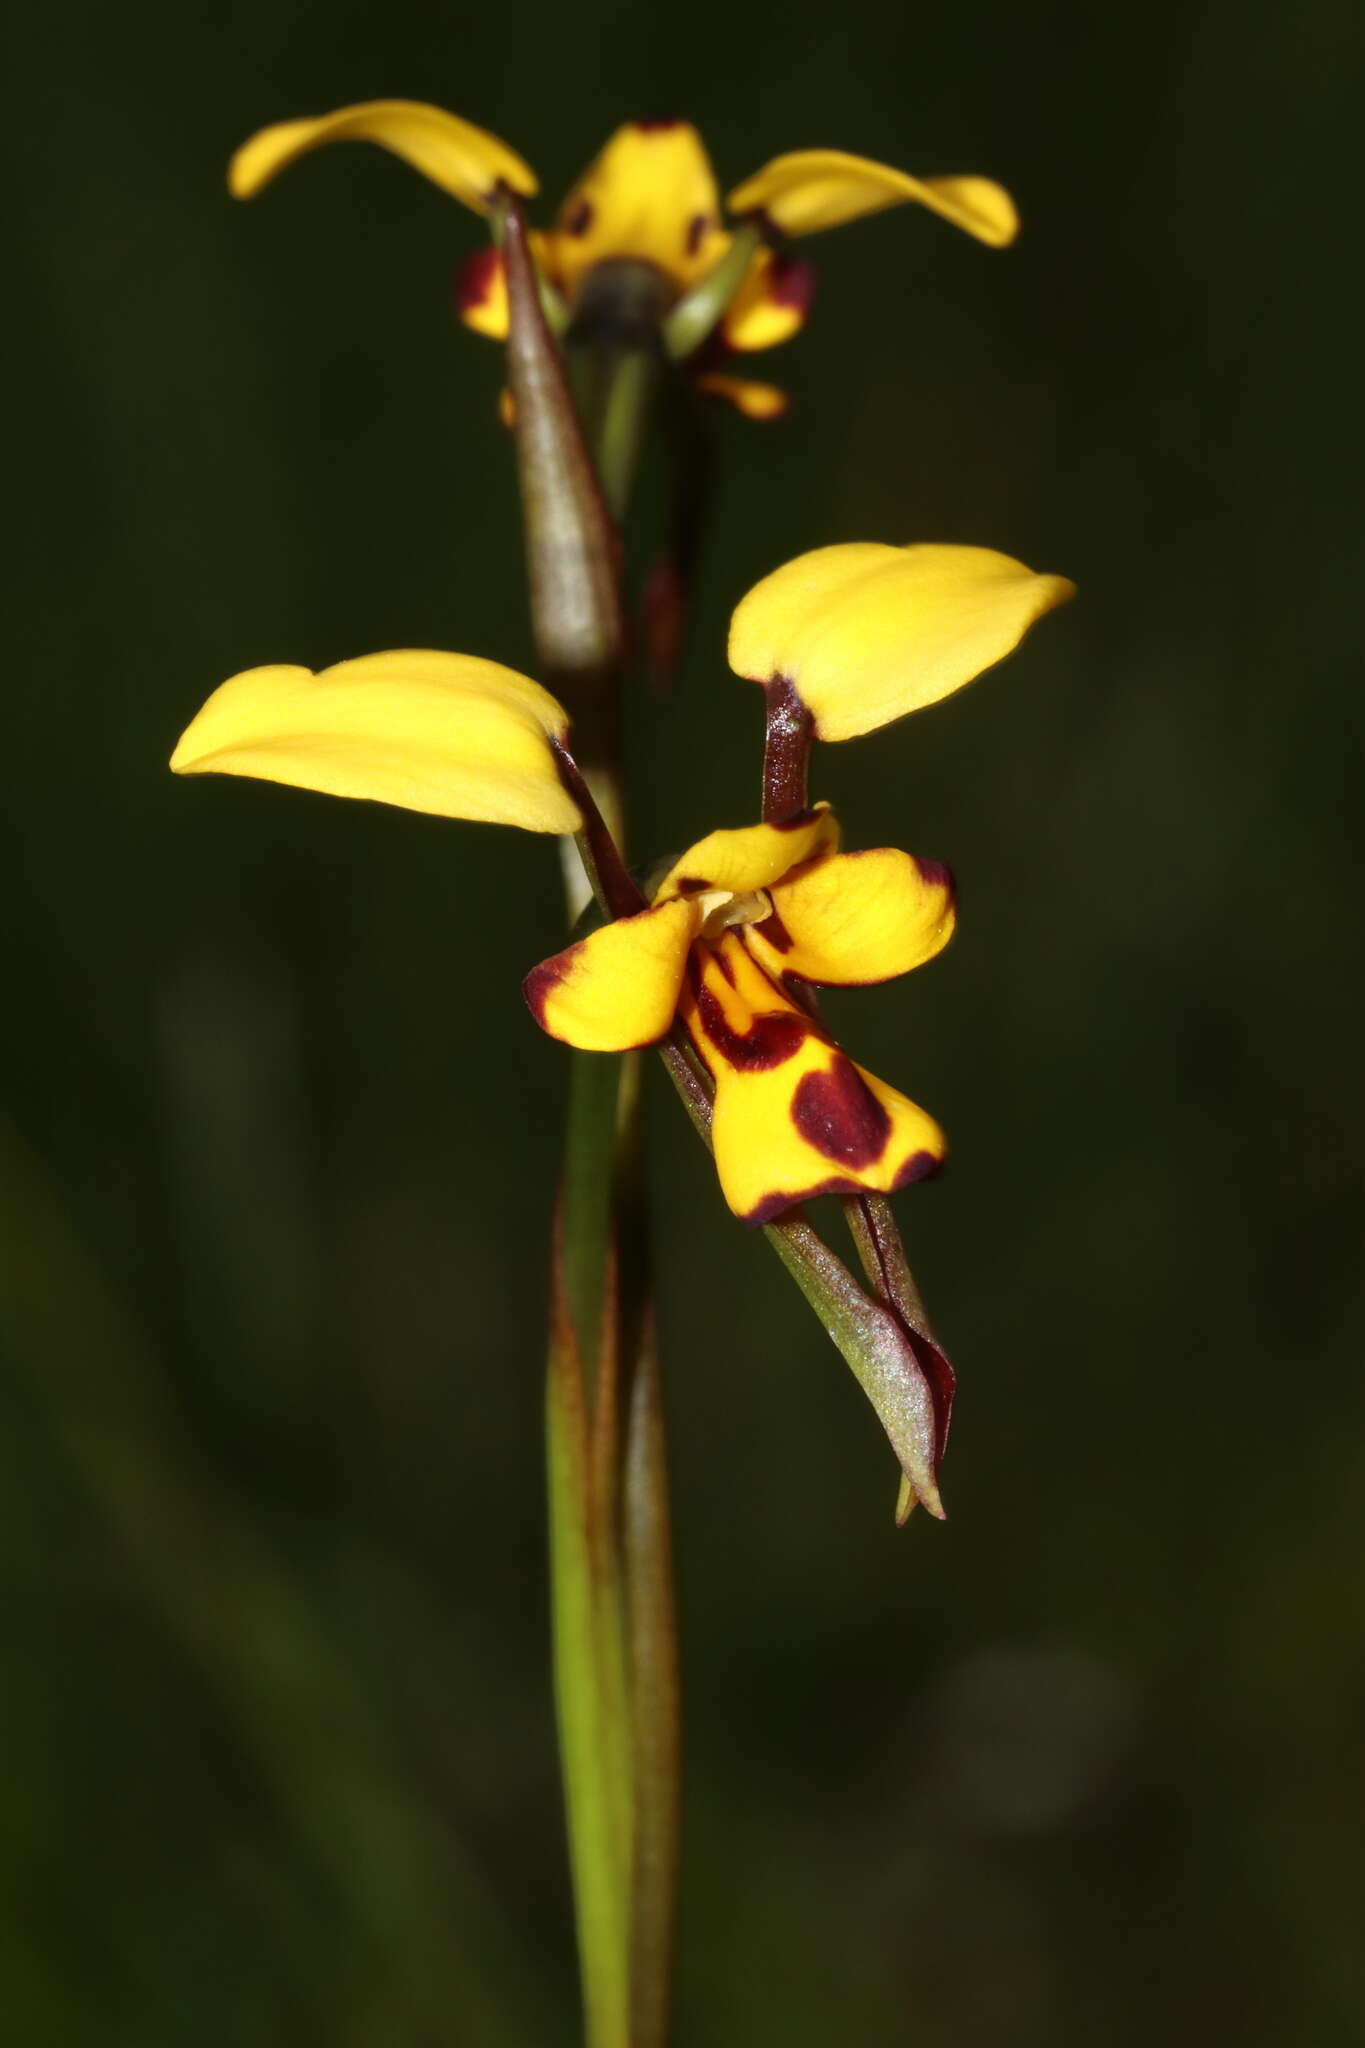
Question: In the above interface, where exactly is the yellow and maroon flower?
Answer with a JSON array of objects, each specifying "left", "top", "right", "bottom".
[
  {"left": 525, "top": 805, "right": 956, "bottom": 1223},
  {"left": 229, "top": 101, "right": 1018, "bottom": 421},
  {"left": 169, "top": 539, "right": 1071, "bottom": 1222}
]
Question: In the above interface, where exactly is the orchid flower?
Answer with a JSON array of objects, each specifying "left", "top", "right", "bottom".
[{"left": 229, "top": 102, "right": 1018, "bottom": 420}]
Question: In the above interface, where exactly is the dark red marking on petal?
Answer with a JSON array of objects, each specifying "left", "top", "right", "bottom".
[
  {"left": 893, "top": 1148, "right": 942, "bottom": 1187},
  {"left": 792, "top": 1056, "right": 892, "bottom": 1168},
  {"left": 674, "top": 875, "right": 710, "bottom": 897},
  {"left": 774, "top": 801, "right": 824, "bottom": 834},
  {"left": 695, "top": 976, "right": 807, "bottom": 1072},
  {"left": 751, "top": 902, "right": 795, "bottom": 954},
  {"left": 740, "top": 1173, "right": 872, "bottom": 1226},
  {"left": 771, "top": 256, "right": 817, "bottom": 312},
  {"left": 913, "top": 855, "right": 956, "bottom": 895},
  {"left": 523, "top": 950, "right": 572, "bottom": 1028},
  {"left": 563, "top": 196, "right": 594, "bottom": 236},
  {"left": 633, "top": 116, "right": 683, "bottom": 132},
  {"left": 685, "top": 212, "right": 712, "bottom": 256},
  {"left": 708, "top": 942, "right": 737, "bottom": 988},
  {"left": 454, "top": 244, "right": 502, "bottom": 314}
]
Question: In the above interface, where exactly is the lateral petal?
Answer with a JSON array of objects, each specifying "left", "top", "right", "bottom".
[
  {"left": 455, "top": 232, "right": 559, "bottom": 340},
  {"left": 728, "top": 541, "right": 1075, "bottom": 741},
  {"left": 693, "top": 372, "right": 789, "bottom": 420},
  {"left": 727, "top": 150, "right": 1017, "bottom": 246},
  {"left": 653, "top": 807, "right": 839, "bottom": 902},
  {"left": 548, "top": 120, "right": 726, "bottom": 298},
  {"left": 680, "top": 938, "right": 945, "bottom": 1223},
  {"left": 720, "top": 250, "right": 817, "bottom": 352},
  {"left": 455, "top": 245, "right": 509, "bottom": 338},
  {"left": 524, "top": 899, "right": 697, "bottom": 1051},
  {"left": 752, "top": 848, "right": 956, "bottom": 986},
  {"left": 229, "top": 99, "right": 537, "bottom": 213},
  {"left": 170, "top": 651, "right": 580, "bottom": 833}
]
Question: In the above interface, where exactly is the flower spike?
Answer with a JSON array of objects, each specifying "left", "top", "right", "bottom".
[
  {"left": 727, "top": 150, "right": 1018, "bottom": 246},
  {"left": 228, "top": 99, "right": 537, "bottom": 213},
  {"left": 170, "top": 651, "right": 581, "bottom": 833},
  {"left": 729, "top": 542, "right": 1075, "bottom": 741}
]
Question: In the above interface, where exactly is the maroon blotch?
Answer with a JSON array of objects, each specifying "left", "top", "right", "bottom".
[
  {"left": 741, "top": 1172, "right": 871, "bottom": 1226},
  {"left": 752, "top": 902, "right": 795, "bottom": 954},
  {"left": 454, "top": 244, "right": 501, "bottom": 314},
  {"left": 685, "top": 212, "right": 712, "bottom": 256},
  {"left": 771, "top": 256, "right": 817, "bottom": 312},
  {"left": 523, "top": 950, "right": 573, "bottom": 1027},
  {"left": 893, "top": 1149, "right": 942, "bottom": 1187},
  {"left": 633, "top": 116, "right": 683, "bottom": 132},
  {"left": 563, "top": 196, "right": 594, "bottom": 237},
  {"left": 791, "top": 1056, "right": 892, "bottom": 1168},
  {"left": 695, "top": 979, "right": 806, "bottom": 1072},
  {"left": 913, "top": 855, "right": 956, "bottom": 896}
]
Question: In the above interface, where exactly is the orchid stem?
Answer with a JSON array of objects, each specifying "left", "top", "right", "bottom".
[{"left": 506, "top": 218, "right": 681, "bottom": 2048}]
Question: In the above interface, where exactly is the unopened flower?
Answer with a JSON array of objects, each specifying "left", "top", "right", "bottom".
[
  {"left": 526, "top": 806, "right": 955, "bottom": 1222},
  {"left": 228, "top": 102, "right": 1018, "bottom": 420}
]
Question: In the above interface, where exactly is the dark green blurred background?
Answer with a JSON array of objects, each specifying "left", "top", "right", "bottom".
[{"left": 6, "top": 0, "right": 1364, "bottom": 2040}]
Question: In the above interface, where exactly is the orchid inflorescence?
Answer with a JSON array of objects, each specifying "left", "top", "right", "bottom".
[{"left": 172, "top": 94, "right": 1073, "bottom": 2048}]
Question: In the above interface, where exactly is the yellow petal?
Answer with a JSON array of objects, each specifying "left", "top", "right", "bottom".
[
  {"left": 653, "top": 807, "right": 839, "bottom": 902},
  {"left": 721, "top": 250, "right": 816, "bottom": 352},
  {"left": 524, "top": 899, "right": 697, "bottom": 1051},
  {"left": 728, "top": 542, "right": 1075, "bottom": 741},
  {"left": 693, "top": 372, "right": 789, "bottom": 419},
  {"left": 727, "top": 150, "right": 1017, "bottom": 246},
  {"left": 680, "top": 937, "right": 945, "bottom": 1222},
  {"left": 228, "top": 100, "right": 537, "bottom": 213},
  {"left": 170, "top": 651, "right": 580, "bottom": 833},
  {"left": 750, "top": 848, "right": 956, "bottom": 985},
  {"left": 547, "top": 120, "right": 726, "bottom": 298}
]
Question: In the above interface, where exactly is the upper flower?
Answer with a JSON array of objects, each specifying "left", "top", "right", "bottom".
[
  {"left": 228, "top": 102, "right": 1019, "bottom": 421},
  {"left": 525, "top": 805, "right": 956, "bottom": 1222}
]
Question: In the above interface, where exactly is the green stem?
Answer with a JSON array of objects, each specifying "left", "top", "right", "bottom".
[{"left": 507, "top": 225, "right": 681, "bottom": 2044}]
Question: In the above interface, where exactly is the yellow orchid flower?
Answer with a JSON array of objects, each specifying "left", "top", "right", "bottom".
[
  {"left": 526, "top": 805, "right": 955, "bottom": 1223},
  {"left": 229, "top": 102, "right": 1018, "bottom": 421},
  {"left": 169, "top": 538, "right": 1068, "bottom": 1219}
]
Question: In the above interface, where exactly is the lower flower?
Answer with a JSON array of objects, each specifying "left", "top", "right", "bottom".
[{"left": 524, "top": 803, "right": 955, "bottom": 1222}]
